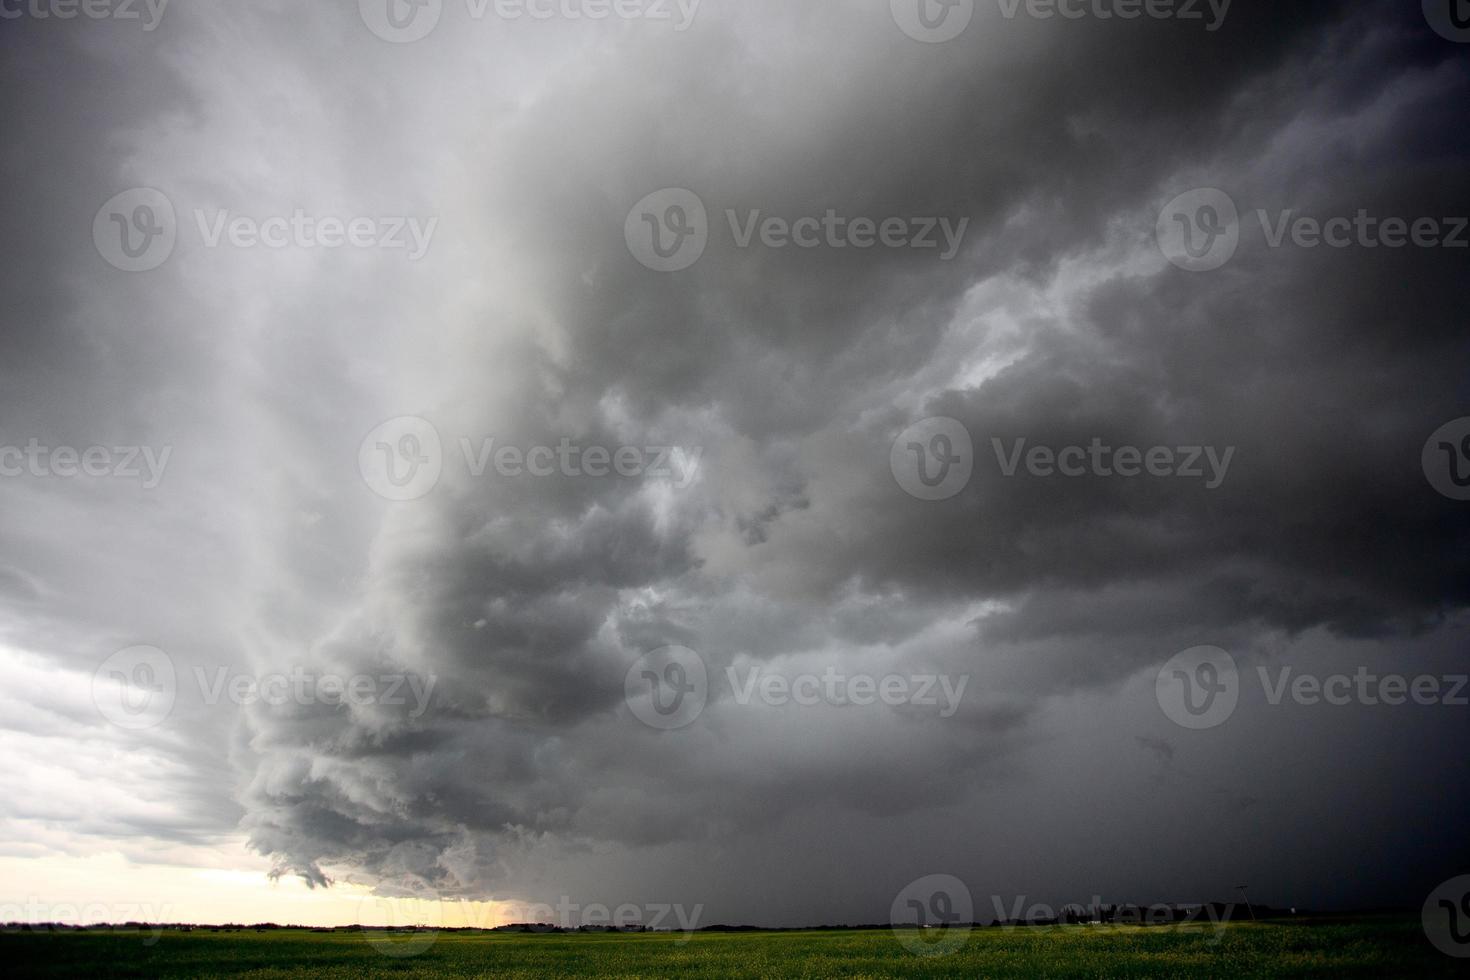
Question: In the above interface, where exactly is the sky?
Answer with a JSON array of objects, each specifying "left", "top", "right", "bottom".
[{"left": 2, "top": 0, "right": 1469, "bottom": 931}]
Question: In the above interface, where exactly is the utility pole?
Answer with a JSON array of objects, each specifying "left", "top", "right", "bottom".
[{"left": 1235, "top": 885, "right": 1257, "bottom": 922}]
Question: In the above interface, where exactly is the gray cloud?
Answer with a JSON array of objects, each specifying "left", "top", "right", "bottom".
[{"left": 2, "top": 0, "right": 1467, "bottom": 923}]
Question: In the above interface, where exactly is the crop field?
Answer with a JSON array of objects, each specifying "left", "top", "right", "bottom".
[{"left": 3, "top": 917, "right": 1461, "bottom": 978}]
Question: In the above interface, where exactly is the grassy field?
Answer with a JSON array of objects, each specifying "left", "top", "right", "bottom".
[{"left": 4, "top": 918, "right": 1459, "bottom": 978}]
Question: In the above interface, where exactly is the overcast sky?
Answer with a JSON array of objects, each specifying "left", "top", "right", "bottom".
[{"left": 2, "top": 0, "right": 1469, "bottom": 930}]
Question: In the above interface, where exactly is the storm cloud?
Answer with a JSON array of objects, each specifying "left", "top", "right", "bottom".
[{"left": 2, "top": 0, "right": 1468, "bottom": 926}]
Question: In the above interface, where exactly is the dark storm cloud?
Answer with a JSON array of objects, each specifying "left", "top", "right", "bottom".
[
  {"left": 485, "top": 0, "right": 1358, "bottom": 435},
  {"left": 228, "top": 0, "right": 1470, "bottom": 901},
  {"left": 3, "top": 0, "right": 1468, "bottom": 921}
]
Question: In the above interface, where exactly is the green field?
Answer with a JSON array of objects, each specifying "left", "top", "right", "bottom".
[{"left": 4, "top": 918, "right": 1459, "bottom": 978}]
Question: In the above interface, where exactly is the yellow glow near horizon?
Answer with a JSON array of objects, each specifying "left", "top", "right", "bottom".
[{"left": 0, "top": 850, "right": 511, "bottom": 929}]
